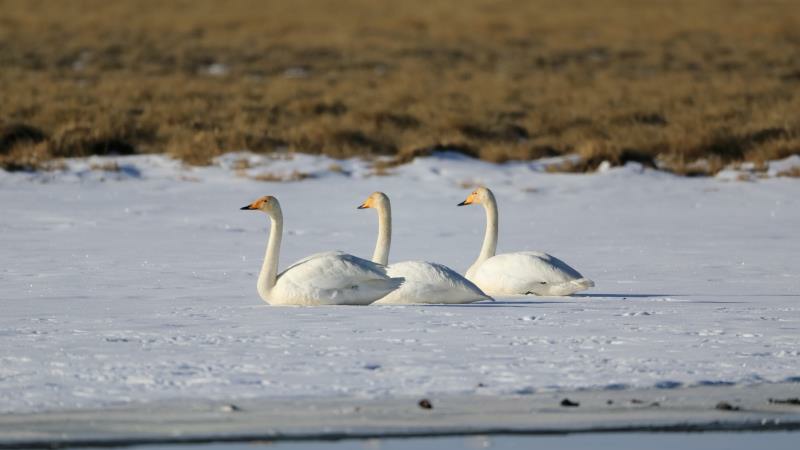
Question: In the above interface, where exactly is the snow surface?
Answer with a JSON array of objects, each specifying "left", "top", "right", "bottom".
[
  {"left": 118, "top": 433, "right": 800, "bottom": 450},
  {"left": 1, "top": 153, "right": 799, "bottom": 414}
]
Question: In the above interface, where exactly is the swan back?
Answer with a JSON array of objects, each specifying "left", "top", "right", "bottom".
[
  {"left": 468, "top": 252, "right": 593, "bottom": 296},
  {"left": 271, "top": 251, "right": 404, "bottom": 306},
  {"left": 374, "top": 261, "right": 491, "bottom": 305}
]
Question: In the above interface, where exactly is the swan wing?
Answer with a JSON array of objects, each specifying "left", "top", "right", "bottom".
[
  {"left": 373, "top": 261, "right": 491, "bottom": 304},
  {"left": 276, "top": 251, "right": 351, "bottom": 281},
  {"left": 273, "top": 252, "right": 402, "bottom": 305},
  {"left": 472, "top": 252, "right": 592, "bottom": 296}
]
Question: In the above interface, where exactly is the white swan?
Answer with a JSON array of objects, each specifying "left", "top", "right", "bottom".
[
  {"left": 457, "top": 187, "right": 594, "bottom": 296},
  {"left": 358, "top": 192, "right": 491, "bottom": 304},
  {"left": 241, "top": 196, "right": 403, "bottom": 306}
]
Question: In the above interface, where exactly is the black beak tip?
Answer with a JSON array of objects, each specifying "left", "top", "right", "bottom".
[
  {"left": 240, "top": 205, "right": 253, "bottom": 210},
  {"left": 457, "top": 201, "right": 467, "bottom": 206},
  {"left": 357, "top": 205, "right": 366, "bottom": 209}
]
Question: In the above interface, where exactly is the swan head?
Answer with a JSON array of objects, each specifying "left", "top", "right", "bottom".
[
  {"left": 458, "top": 186, "right": 492, "bottom": 206},
  {"left": 357, "top": 191, "right": 389, "bottom": 210},
  {"left": 240, "top": 195, "right": 280, "bottom": 215}
]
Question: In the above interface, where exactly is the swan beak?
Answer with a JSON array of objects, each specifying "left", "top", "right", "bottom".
[
  {"left": 458, "top": 192, "right": 476, "bottom": 206},
  {"left": 240, "top": 204, "right": 256, "bottom": 210},
  {"left": 357, "top": 198, "right": 373, "bottom": 209}
]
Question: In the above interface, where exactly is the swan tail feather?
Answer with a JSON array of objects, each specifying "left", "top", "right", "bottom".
[
  {"left": 565, "top": 277, "right": 594, "bottom": 294},
  {"left": 367, "top": 276, "right": 405, "bottom": 296},
  {"left": 389, "top": 276, "right": 405, "bottom": 289},
  {"left": 334, "top": 277, "right": 405, "bottom": 305},
  {"left": 547, "top": 277, "right": 594, "bottom": 296}
]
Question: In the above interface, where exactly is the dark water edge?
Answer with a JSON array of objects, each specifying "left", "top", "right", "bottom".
[{"left": 76, "top": 431, "right": 799, "bottom": 450}]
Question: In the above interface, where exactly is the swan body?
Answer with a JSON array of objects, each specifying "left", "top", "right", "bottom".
[
  {"left": 358, "top": 192, "right": 491, "bottom": 305},
  {"left": 377, "top": 260, "right": 491, "bottom": 305},
  {"left": 241, "top": 196, "right": 403, "bottom": 306},
  {"left": 466, "top": 252, "right": 594, "bottom": 296},
  {"left": 459, "top": 187, "right": 594, "bottom": 296}
]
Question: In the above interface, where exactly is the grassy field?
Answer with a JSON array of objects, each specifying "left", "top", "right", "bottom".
[{"left": 1, "top": 0, "right": 799, "bottom": 174}]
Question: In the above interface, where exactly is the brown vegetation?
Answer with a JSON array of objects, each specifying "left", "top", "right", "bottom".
[
  {"left": 777, "top": 166, "right": 800, "bottom": 178},
  {"left": 1, "top": 0, "right": 799, "bottom": 174}
]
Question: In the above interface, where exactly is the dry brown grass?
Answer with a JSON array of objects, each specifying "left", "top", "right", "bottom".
[
  {"left": 249, "top": 170, "right": 314, "bottom": 182},
  {"left": 1, "top": 0, "right": 800, "bottom": 174},
  {"left": 777, "top": 166, "right": 800, "bottom": 177}
]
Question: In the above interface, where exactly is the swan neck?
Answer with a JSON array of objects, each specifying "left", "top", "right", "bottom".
[
  {"left": 257, "top": 207, "right": 283, "bottom": 301},
  {"left": 372, "top": 199, "right": 391, "bottom": 266},
  {"left": 477, "top": 193, "right": 498, "bottom": 264}
]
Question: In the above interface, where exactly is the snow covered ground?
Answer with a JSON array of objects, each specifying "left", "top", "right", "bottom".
[{"left": 1, "top": 152, "right": 799, "bottom": 414}]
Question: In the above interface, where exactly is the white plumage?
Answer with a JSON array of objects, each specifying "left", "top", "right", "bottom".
[
  {"left": 358, "top": 192, "right": 491, "bottom": 305},
  {"left": 459, "top": 187, "right": 594, "bottom": 297},
  {"left": 241, "top": 196, "right": 403, "bottom": 306},
  {"left": 271, "top": 251, "right": 403, "bottom": 306},
  {"left": 466, "top": 252, "right": 594, "bottom": 296},
  {"left": 377, "top": 260, "right": 490, "bottom": 305}
]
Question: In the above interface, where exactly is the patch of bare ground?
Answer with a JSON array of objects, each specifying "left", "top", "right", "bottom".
[
  {"left": 1, "top": 0, "right": 799, "bottom": 175},
  {"left": 248, "top": 170, "right": 315, "bottom": 182},
  {"left": 777, "top": 166, "right": 800, "bottom": 178}
]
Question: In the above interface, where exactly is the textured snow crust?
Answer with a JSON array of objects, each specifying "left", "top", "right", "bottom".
[{"left": 1, "top": 153, "right": 798, "bottom": 413}]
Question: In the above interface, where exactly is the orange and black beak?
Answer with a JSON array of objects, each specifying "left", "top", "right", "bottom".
[
  {"left": 458, "top": 192, "right": 476, "bottom": 206},
  {"left": 357, "top": 197, "right": 373, "bottom": 209},
  {"left": 240, "top": 204, "right": 256, "bottom": 210}
]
